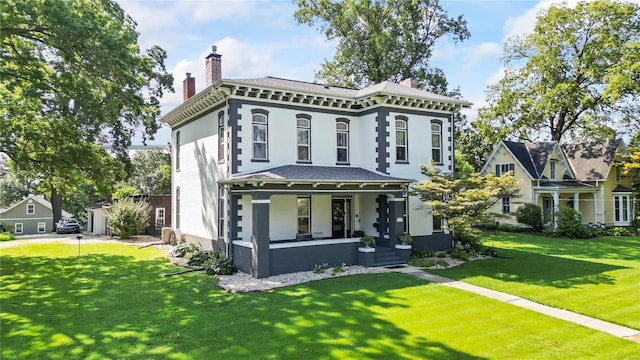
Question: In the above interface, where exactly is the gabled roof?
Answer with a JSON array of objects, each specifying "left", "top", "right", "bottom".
[
  {"left": 219, "top": 165, "right": 413, "bottom": 185},
  {"left": 562, "top": 139, "right": 622, "bottom": 181},
  {"left": 502, "top": 141, "right": 539, "bottom": 178},
  {"left": 525, "top": 142, "right": 557, "bottom": 177},
  {"left": 0, "top": 195, "right": 72, "bottom": 217}
]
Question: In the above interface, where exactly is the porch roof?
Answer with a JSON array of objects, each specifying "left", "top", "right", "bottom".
[
  {"left": 612, "top": 185, "right": 633, "bottom": 193},
  {"left": 219, "top": 165, "right": 413, "bottom": 185},
  {"left": 535, "top": 181, "right": 596, "bottom": 189}
]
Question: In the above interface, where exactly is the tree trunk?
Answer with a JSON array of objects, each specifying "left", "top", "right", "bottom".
[{"left": 51, "top": 187, "right": 63, "bottom": 230}]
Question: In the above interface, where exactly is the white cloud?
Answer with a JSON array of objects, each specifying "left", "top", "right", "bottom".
[
  {"left": 462, "top": 42, "right": 501, "bottom": 71},
  {"left": 486, "top": 67, "right": 506, "bottom": 86},
  {"left": 502, "top": 0, "right": 584, "bottom": 42}
]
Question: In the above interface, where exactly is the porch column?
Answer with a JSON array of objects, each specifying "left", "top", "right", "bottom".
[
  {"left": 388, "top": 197, "right": 406, "bottom": 247},
  {"left": 252, "top": 193, "right": 270, "bottom": 279},
  {"left": 574, "top": 192, "right": 580, "bottom": 212},
  {"left": 553, "top": 192, "right": 560, "bottom": 228},
  {"left": 593, "top": 193, "right": 598, "bottom": 224}
]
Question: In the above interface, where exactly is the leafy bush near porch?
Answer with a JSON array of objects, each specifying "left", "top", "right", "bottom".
[
  {"left": 555, "top": 207, "right": 589, "bottom": 239},
  {"left": 515, "top": 203, "right": 543, "bottom": 232},
  {"left": 105, "top": 197, "right": 151, "bottom": 239},
  {"left": 609, "top": 227, "right": 631, "bottom": 236},
  {"left": 204, "top": 252, "right": 237, "bottom": 275},
  {"left": 0, "top": 232, "right": 16, "bottom": 241},
  {"left": 171, "top": 243, "right": 199, "bottom": 258}
]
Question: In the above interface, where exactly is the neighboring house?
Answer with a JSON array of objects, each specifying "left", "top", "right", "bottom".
[
  {"left": 86, "top": 195, "right": 171, "bottom": 237},
  {"left": 0, "top": 195, "right": 72, "bottom": 235},
  {"left": 161, "top": 47, "right": 471, "bottom": 278},
  {"left": 481, "top": 139, "right": 635, "bottom": 227}
]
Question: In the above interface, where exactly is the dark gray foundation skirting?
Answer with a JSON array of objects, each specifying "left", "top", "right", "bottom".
[
  {"left": 233, "top": 245, "right": 253, "bottom": 275},
  {"left": 269, "top": 242, "right": 359, "bottom": 276},
  {"left": 412, "top": 234, "right": 453, "bottom": 251}
]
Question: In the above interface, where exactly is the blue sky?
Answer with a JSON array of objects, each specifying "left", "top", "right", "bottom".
[{"left": 116, "top": 0, "right": 590, "bottom": 145}]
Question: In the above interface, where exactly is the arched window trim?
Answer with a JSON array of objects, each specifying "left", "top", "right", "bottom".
[
  {"left": 297, "top": 115, "right": 311, "bottom": 163},
  {"left": 336, "top": 119, "right": 349, "bottom": 164},
  {"left": 431, "top": 120, "right": 442, "bottom": 164},
  {"left": 252, "top": 109, "right": 269, "bottom": 161},
  {"left": 395, "top": 116, "right": 408, "bottom": 163},
  {"left": 176, "top": 131, "right": 181, "bottom": 171}
]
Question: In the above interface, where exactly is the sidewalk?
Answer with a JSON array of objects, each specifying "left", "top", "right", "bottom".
[{"left": 390, "top": 266, "right": 640, "bottom": 344}]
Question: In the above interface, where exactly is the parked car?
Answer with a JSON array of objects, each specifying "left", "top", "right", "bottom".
[{"left": 56, "top": 218, "right": 81, "bottom": 234}]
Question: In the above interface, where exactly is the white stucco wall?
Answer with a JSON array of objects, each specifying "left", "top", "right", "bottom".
[
  {"left": 311, "top": 195, "right": 332, "bottom": 238},
  {"left": 172, "top": 107, "right": 226, "bottom": 240}
]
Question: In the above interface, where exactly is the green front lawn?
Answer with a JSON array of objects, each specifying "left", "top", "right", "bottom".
[
  {"left": 432, "top": 233, "right": 640, "bottom": 330},
  {"left": 2, "top": 242, "right": 638, "bottom": 359}
]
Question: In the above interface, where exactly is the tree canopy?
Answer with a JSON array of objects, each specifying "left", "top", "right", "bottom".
[
  {"left": 294, "top": 0, "right": 470, "bottom": 95},
  {"left": 0, "top": 0, "right": 174, "bottom": 226},
  {"left": 126, "top": 150, "right": 171, "bottom": 195},
  {"left": 476, "top": 0, "right": 640, "bottom": 143}
]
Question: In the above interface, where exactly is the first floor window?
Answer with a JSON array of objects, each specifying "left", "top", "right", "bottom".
[
  {"left": 297, "top": 197, "right": 310, "bottom": 235},
  {"left": 502, "top": 197, "right": 511, "bottom": 214},
  {"left": 614, "top": 195, "right": 630, "bottom": 223},
  {"left": 156, "top": 208, "right": 165, "bottom": 228},
  {"left": 218, "top": 188, "right": 225, "bottom": 238},
  {"left": 433, "top": 214, "right": 442, "bottom": 231},
  {"left": 14, "top": 223, "right": 23, "bottom": 234},
  {"left": 176, "top": 187, "right": 181, "bottom": 229},
  {"left": 37, "top": 222, "right": 46, "bottom": 233}
]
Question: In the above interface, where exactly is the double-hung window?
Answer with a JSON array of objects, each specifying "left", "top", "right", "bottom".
[
  {"left": 156, "top": 208, "right": 165, "bottom": 228},
  {"left": 496, "top": 163, "right": 515, "bottom": 176},
  {"left": 614, "top": 195, "right": 631, "bottom": 224},
  {"left": 27, "top": 203, "right": 35, "bottom": 214},
  {"left": 15, "top": 223, "right": 23, "bottom": 234},
  {"left": 37, "top": 222, "right": 46, "bottom": 233},
  {"left": 218, "top": 112, "right": 225, "bottom": 162},
  {"left": 502, "top": 197, "right": 511, "bottom": 214},
  {"left": 175, "top": 131, "right": 181, "bottom": 171},
  {"left": 396, "top": 119, "right": 408, "bottom": 162},
  {"left": 550, "top": 161, "right": 556, "bottom": 179},
  {"left": 218, "top": 187, "right": 225, "bottom": 238},
  {"left": 297, "top": 197, "right": 310, "bottom": 235},
  {"left": 431, "top": 122, "right": 442, "bottom": 163},
  {"left": 336, "top": 121, "right": 349, "bottom": 164},
  {"left": 252, "top": 112, "right": 268, "bottom": 160},
  {"left": 297, "top": 118, "right": 311, "bottom": 162}
]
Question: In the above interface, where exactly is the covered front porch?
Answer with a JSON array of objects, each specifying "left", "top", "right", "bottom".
[
  {"left": 219, "top": 165, "right": 413, "bottom": 278},
  {"left": 534, "top": 182, "right": 599, "bottom": 225}
]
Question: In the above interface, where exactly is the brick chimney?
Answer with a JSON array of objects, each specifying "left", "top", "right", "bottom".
[
  {"left": 205, "top": 45, "right": 222, "bottom": 87},
  {"left": 399, "top": 78, "right": 418, "bottom": 88},
  {"left": 183, "top": 73, "right": 196, "bottom": 101}
]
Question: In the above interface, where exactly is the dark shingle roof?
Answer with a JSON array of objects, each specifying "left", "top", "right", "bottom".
[
  {"left": 562, "top": 139, "right": 621, "bottom": 181},
  {"left": 526, "top": 142, "right": 557, "bottom": 177},
  {"left": 503, "top": 141, "right": 538, "bottom": 178},
  {"left": 220, "top": 165, "right": 413, "bottom": 184}
]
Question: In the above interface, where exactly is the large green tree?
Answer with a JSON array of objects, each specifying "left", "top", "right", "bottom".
[
  {"left": 477, "top": 0, "right": 640, "bottom": 143},
  {"left": 126, "top": 150, "right": 171, "bottom": 195},
  {"left": 0, "top": 0, "right": 174, "bottom": 228},
  {"left": 294, "top": 0, "right": 470, "bottom": 94}
]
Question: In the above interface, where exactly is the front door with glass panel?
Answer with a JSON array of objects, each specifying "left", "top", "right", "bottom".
[
  {"left": 543, "top": 196, "right": 554, "bottom": 223},
  {"left": 331, "top": 198, "right": 351, "bottom": 238}
]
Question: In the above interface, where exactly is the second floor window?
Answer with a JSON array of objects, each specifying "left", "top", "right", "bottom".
[
  {"left": 396, "top": 119, "right": 407, "bottom": 162},
  {"left": 431, "top": 122, "right": 442, "bottom": 163},
  {"left": 27, "top": 203, "right": 35, "bottom": 214},
  {"left": 218, "top": 112, "right": 225, "bottom": 162},
  {"left": 252, "top": 113, "right": 268, "bottom": 160},
  {"left": 496, "top": 163, "right": 515, "bottom": 176},
  {"left": 336, "top": 121, "right": 349, "bottom": 164},
  {"left": 297, "top": 118, "right": 311, "bottom": 162},
  {"left": 550, "top": 161, "right": 556, "bottom": 179},
  {"left": 176, "top": 131, "right": 181, "bottom": 171}
]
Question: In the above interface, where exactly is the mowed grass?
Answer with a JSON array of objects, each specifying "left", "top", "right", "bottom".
[
  {"left": 1, "top": 242, "right": 638, "bottom": 359},
  {"left": 431, "top": 233, "right": 640, "bottom": 330}
]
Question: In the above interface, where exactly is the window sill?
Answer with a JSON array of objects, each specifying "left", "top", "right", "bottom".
[
  {"left": 296, "top": 161, "right": 312, "bottom": 164},
  {"left": 218, "top": 160, "right": 225, "bottom": 164},
  {"left": 251, "top": 159, "right": 270, "bottom": 163},
  {"left": 336, "top": 162, "right": 350, "bottom": 166},
  {"left": 395, "top": 161, "right": 409, "bottom": 164}
]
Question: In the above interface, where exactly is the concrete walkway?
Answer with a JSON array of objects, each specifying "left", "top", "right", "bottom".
[{"left": 393, "top": 266, "right": 640, "bottom": 344}]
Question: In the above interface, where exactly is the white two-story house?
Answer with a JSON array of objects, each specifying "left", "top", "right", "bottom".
[{"left": 161, "top": 47, "right": 471, "bottom": 278}]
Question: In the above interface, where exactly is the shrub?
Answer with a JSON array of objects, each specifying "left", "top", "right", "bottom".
[
  {"left": 515, "top": 203, "right": 543, "bottom": 232},
  {"left": 105, "top": 197, "right": 151, "bottom": 239},
  {"left": 313, "top": 263, "right": 328, "bottom": 274},
  {"left": 204, "top": 252, "right": 237, "bottom": 275},
  {"left": 0, "top": 232, "right": 16, "bottom": 241},
  {"left": 399, "top": 232, "right": 413, "bottom": 244},
  {"left": 610, "top": 227, "right": 631, "bottom": 236},
  {"left": 331, "top": 263, "right": 346, "bottom": 276},
  {"left": 172, "top": 243, "right": 199, "bottom": 258},
  {"left": 360, "top": 235, "right": 375, "bottom": 247},
  {"left": 187, "top": 250, "right": 214, "bottom": 267},
  {"left": 409, "top": 257, "right": 449, "bottom": 268},
  {"left": 555, "top": 206, "right": 589, "bottom": 239},
  {"left": 498, "top": 223, "right": 522, "bottom": 233}
]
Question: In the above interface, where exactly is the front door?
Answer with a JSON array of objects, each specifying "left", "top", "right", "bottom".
[
  {"left": 331, "top": 198, "right": 351, "bottom": 238},
  {"left": 543, "top": 196, "right": 554, "bottom": 223}
]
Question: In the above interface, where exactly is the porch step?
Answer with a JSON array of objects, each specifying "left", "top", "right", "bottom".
[{"left": 372, "top": 247, "right": 405, "bottom": 267}]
